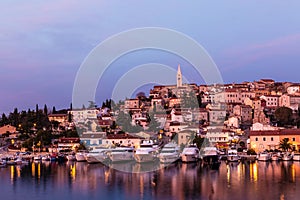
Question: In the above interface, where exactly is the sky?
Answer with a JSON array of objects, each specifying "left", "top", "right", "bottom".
[{"left": 0, "top": 0, "right": 300, "bottom": 113}]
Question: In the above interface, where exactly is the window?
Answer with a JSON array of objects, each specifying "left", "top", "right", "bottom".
[
  {"left": 255, "top": 138, "right": 258, "bottom": 141},
  {"left": 293, "top": 138, "right": 295, "bottom": 142},
  {"left": 271, "top": 137, "right": 273, "bottom": 141},
  {"left": 263, "top": 137, "right": 266, "bottom": 141}
]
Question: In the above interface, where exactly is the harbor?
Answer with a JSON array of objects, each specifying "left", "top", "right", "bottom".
[{"left": 1, "top": 157, "right": 300, "bottom": 200}]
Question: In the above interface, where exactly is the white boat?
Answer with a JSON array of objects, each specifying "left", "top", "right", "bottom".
[
  {"left": 158, "top": 143, "right": 180, "bottom": 163},
  {"left": 202, "top": 147, "right": 220, "bottom": 164},
  {"left": 66, "top": 154, "right": 76, "bottom": 161},
  {"left": 293, "top": 153, "right": 300, "bottom": 161},
  {"left": 0, "top": 160, "right": 6, "bottom": 167},
  {"left": 75, "top": 150, "right": 88, "bottom": 162},
  {"left": 282, "top": 152, "right": 293, "bottom": 161},
  {"left": 15, "top": 157, "right": 29, "bottom": 165},
  {"left": 227, "top": 149, "right": 240, "bottom": 162},
  {"left": 6, "top": 158, "right": 16, "bottom": 165},
  {"left": 42, "top": 155, "right": 51, "bottom": 161},
  {"left": 271, "top": 154, "right": 280, "bottom": 161},
  {"left": 86, "top": 149, "right": 108, "bottom": 163},
  {"left": 134, "top": 140, "right": 159, "bottom": 163},
  {"left": 33, "top": 155, "right": 42, "bottom": 161},
  {"left": 257, "top": 152, "right": 271, "bottom": 161},
  {"left": 108, "top": 147, "right": 135, "bottom": 162},
  {"left": 181, "top": 145, "right": 200, "bottom": 163}
]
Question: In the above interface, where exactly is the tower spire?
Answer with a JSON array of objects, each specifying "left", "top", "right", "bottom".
[{"left": 177, "top": 64, "right": 182, "bottom": 87}]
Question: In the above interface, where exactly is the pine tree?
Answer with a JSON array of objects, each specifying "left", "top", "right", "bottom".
[
  {"left": 44, "top": 104, "right": 48, "bottom": 115},
  {"left": 52, "top": 106, "right": 56, "bottom": 114}
]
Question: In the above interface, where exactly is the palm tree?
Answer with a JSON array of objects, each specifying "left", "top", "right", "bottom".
[{"left": 279, "top": 138, "right": 292, "bottom": 152}]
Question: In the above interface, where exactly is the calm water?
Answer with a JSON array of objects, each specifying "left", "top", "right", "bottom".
[{"left": 0, "top": 160, "right": 299, "bottom": 200}]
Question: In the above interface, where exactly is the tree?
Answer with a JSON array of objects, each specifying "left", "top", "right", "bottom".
[
  {"left": 0, "top": 113, "right": 8, "bottom": 126},
  {"left": 279, "top": 138, "right": 292, "bottom": 152},
  {"left": 116, "top": 111, "right": 142, "bottom": 133},
  {"left": 181, "top": 91, "right": 199, "bottom": 109},
  {"left": 44, "top": 104, "right": 48, "bottom": 115},
  {"left": 275, "top": 107, "right": 293, "bottom": 126},
  {"left": 88, "top": 101, "right": 97, "bottom": 108},
  {"left": 52, "top": 106, "right": 57, "bottom": 114},
  {"left": 247, "top": 148, "right": 257, "bottom": 155},
  {"left": 147, "top": 112, "right": 160, "bottom": 132}
]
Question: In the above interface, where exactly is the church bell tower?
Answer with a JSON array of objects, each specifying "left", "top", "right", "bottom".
[{"left": 177, "top": 64, "right": 182, "bottom": 87}]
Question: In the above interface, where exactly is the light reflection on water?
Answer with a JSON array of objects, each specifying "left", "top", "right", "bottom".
[{"left": 1, "top": 161, "right": 300, "bottom": 200}]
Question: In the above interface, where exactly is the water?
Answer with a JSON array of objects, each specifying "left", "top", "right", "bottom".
[{"left": 0, "top": 161, "right": 299, "bottom": 200}]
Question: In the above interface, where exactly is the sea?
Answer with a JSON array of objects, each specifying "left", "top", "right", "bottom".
[{"left": 0, "top": 160, "right": 299, "bottom": 200}]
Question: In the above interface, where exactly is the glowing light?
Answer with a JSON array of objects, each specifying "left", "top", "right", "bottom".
[
  {"left": 250, "top": 162, "right": 258, "bottom": 183},
  {"left": 31, "top": 162, "right": 35, "bottom": 177},
  {"left": 70, "top": 164, "right": 76, "bottom": 180},
  {"left": 10, "top": 166, "right": 14, "bottom": 182},
  {"left": 291, "top": 164, "right": 295, "bottom": 182},
  {"left": 38, "top": 162, "right": 41, "bottom": 179}
]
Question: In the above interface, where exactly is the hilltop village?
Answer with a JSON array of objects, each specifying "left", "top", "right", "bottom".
[{"left": 1, "top": 65, "right": 300, "bottom": 154}]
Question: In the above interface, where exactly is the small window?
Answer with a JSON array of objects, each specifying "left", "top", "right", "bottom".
[
  {"left": 255, "top": 138, "right": 258, "bottom": 141},
  {"left": 271, "top": 137, "right": 273, "bottom": 141},
  {"left": 263, "top": 137, "right": 266, "bottom": 141},
  {"left": 293, "top": 138, "right": 295, "bottom": 142}
]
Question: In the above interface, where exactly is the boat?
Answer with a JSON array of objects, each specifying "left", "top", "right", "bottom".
[
  {"left": 257, "top": 152, "right": 271, "bottom": 161},
  {"left": 42, "top": 154, "right": 51, "bottom": 161},
  {"left": 134, "top": 140, "right": 159, "bottom": 163},
  {"left": 226, "top": 149, "right": 240, "bottom": 162},
  {"left": 0, "top": 160, "right": 6, "bottom": 167},
  {"left": 15, "top": 157, "right": 29, "bottom": 165},
  {"left": 158, "top": 142, "right": 180, "bottom": 163},
  {"left": 33, "top": 155, "right": 42, "bottom": 161},
  {"left": 282, "top": 152, "right": 293, "bottom": 161},
  {"left": 57, "top": 153, "right": 67, "bottom": 162},
  {"left": 50, "top": 153, "right": 58, "bottom": 161},
  {"left": 293, "top": 153, "right": 300, "bottom": 161},
  {"left": 271, "top": 153, "right": 281, "bottom": 161},
  {"left": 66, "top": 153, "right": 76, "bottom": 161},
  {"left": 201, "top": 147, "right": 220, "bottom": 164},
  {"left": 108, "top": 147, "right": 135, "bottom": 162},
  {"left": 86, "top": 149, "right": 108, "bottom": 164},
  {"left": 6, "top": 158, "right": 16, "bottom": 165},
  {"left": 75, "top": 150, "right": 88, "bottom": 162},
  {"left": 181, "top": 145, "right": 200, "bottom": 163}
]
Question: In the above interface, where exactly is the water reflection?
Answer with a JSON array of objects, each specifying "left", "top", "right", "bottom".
[{"left": 1, "top": 161, "right": 300, "bottom": 199}]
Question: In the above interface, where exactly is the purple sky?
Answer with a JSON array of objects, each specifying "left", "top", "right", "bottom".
[{"left": 1, "top": 0, "right": 300, "bottom": 113}]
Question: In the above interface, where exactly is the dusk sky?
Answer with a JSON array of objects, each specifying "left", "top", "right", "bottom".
[{"left": 1, "top": 1, "right": 300, "bottom": 113}]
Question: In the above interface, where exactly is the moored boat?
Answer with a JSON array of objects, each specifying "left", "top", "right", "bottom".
[
  {"left": 201, "top": 147, "right": 220, "bottom": 164},
  {"left": 108, "top": 147, "right": 134, "bottom": 163},
  {"left": 42, "top": 154, "right": 51, "bottom": 161},
  {"left": 227, "top": 149, "right": 240, "bottom": 162},
  {"left": 66, "top": 153, "right": 76, "bottom": 161},
  {"left": 134, "top": 140, "right": 159, "bottom": 163},
  {"left": 33, "top": 155, "right": 42, "bottom": 161},
  {"left": 75, "top": 150, "right": 88, "bottom": 162},
  {"left": 257, "top": 152, "right": 271, "bottom": 161},
  {"left": 181, "top": 145, "right": 200, "bottom": 163},
  {"left": 86, "top": 149, "right": 108, "bottom": 164},
  {"left": 293, "top": 153, "right": 300, "bottom": 161},
  {"left": 271, "top": 153, "right": 281, "bottom": 161},
  {"left": 282, "top": 152, "right": 293, "bottom": 161},
  {"left": 158, "top": 142, "right": 180, "bottom": 163}
]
